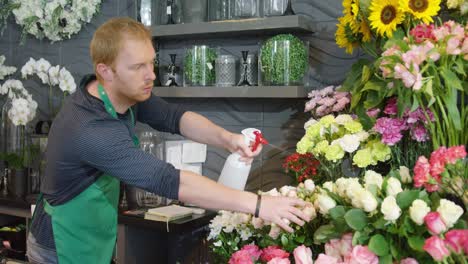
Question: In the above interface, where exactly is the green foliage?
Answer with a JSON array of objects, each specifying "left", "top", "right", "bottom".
[
  {"left": 260, "top": 34, "right": 308, "bottom": 85},
  {"left": 184, "top": 46, "right": 216, "bottom": 85},
  {"left": 345, "top": 209, "right": 368, "bottom": 231},
  {"left": 368, "top": 234, "right": 389, "bottom": 256},
  {"left": 0, "top": 0, "right": 20, "bottom": 35}
]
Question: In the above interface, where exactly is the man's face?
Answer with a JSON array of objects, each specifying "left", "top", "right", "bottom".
[{"left": 110, "top": 38, "right": 156, "bottom": 104}]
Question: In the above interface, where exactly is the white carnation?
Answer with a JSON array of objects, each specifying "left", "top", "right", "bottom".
[
  {"left": 335, "top": 114, "right": 353, "bottom": 125},
  {"left": 337, "top": 134, "right": 360, "bottom": 153},
  {"left": 304, "top": 118, "right": 318, "bottom": 129}
]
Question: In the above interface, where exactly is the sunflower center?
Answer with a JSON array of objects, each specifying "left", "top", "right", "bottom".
[
  {"left": 380, "top": 5, "right": 396, "bottom": 24},
  {"left": 409, "top": 0, "right": 428, "bottom": 12}
]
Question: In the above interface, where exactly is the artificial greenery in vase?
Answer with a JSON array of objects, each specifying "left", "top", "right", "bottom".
[
  {"left": 183, "top": 45, "right": 217, "bottom": 86},
  {"left": 260, "top": 34, "right": 308, "bottom": 86}
]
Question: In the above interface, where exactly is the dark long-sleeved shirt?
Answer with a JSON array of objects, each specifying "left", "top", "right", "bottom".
[{"left": 30, "top": 74, "right": 186, "bottom": 250}]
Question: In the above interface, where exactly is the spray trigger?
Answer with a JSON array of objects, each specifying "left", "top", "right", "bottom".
[{"left": 251, "top": 131, "right": 268, "bottom": 152}]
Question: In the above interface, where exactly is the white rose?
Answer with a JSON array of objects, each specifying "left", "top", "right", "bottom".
[
  {"left": 381, "top": 196, "right": 401, "bottom": 221},
  {"left": 386, "top": 177, "right": 403, "bottom": 197},
  {"left": 354, "top": 189, "right": 378, "bottom": 212},
  {"left": 304, "top": 179, "right": 315, "bottom": 192},
  {"left": 437, "top": 199, "right": 464, "bottom": 228},
  {"left": 322, "top": 181, "right": 336, "bottom": 193},
  {"left": 315, "top": 194, "right": 336, "bottom": 215},
  {"left": 398, "top": 166, "right": 412, "bottom": 183},
  {"left": 345, "top": 179, "right": 363, "bottom": 200},
  {"left": 280, "top": 186, "right": 296, "bottom": 196},
  {"left": 409, "top": 199, "right": 430, "bottom": 225},
  {"left": 364, "top": 170, "right": 383, "bottom": 190}
]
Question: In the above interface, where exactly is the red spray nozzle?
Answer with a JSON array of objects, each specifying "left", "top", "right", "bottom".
[{"left": 251, "top": 131, "right": 268, "bottom": 152}]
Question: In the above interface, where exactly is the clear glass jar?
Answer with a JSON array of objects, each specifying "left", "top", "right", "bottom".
[
  {"left": 208, "top": 0, "right": 231, "bottom": 21},
  {"left": 182, "top": 0, "right": 208, "bottom": 23},
  {"left": 260, "top": 34, "right": 309, "bottom": 86},
  {"left": 184, "top": 45, "right": 217, "bottom": 86},
  {"left": 238, "top": 53, "right": 258, "bottom": 86},
  {"left": 263, "top": 0, "right": 287, "bottom": 17},
  {"left": 216, "top": 55, "right": 237, "bottom": 87},
  {"left": 231, "top": 0, "right": 260, "bottom": 19},
  {"left": 158, "top": 0, "right": 183, "bottom": 25}
]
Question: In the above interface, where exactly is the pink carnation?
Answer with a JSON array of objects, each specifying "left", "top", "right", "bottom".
[
  {"left": 445, "top": 145, "right": 467, "bottom": 164},
  {"left": 410, "top": 124, "right": 429, "bottom": 142},
  {"left": 229, "top": 249, "right": 255, "bottom": 264},
  {"left": 241, "top": 244, "right": 262, "bottom": 260},
  {"left": 267, "top": 258, "right": 291, "bottom": 264},
  {"left": 384, "top": 97, "right": 398, "bottom": 115},
  {"left": 366, "top": 108, "right": 381, "bottom": 118},
  {"left": 413, "top": 156, "right": 430, "bottom": 188}
]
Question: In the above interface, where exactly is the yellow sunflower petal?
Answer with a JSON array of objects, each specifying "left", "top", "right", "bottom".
[
  {"left": 360, "top": 20, "right": 372, "bottom": 42},
  {"left": 369, "top": 0, "right": 405, "bottom": 38},
  {"left": 336, "top": 17, "right": 359, "bottom": 54},
  {"left": 399, "top": 0, "right": 441, "bottom": 24}
]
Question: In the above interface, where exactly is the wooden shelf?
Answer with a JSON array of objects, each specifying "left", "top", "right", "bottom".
[
  {"left": 153, "top": 85, "right": 310, "bottom": 98},
  {"left": 151, "top": 15, "right": 314, "bottom": 40}
]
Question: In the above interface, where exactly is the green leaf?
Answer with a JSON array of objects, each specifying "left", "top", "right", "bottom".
[
  {"left": 313, "top": 224, "right": 340, "bottom": 244},
  {"left": 329, "top": 206, "right": 346, "bottom": 221},
  {"left": 441, "top": 68, "right": 463, "bottom": 91},
  {"left": 368, "top": 234, "right": 389, "bottom": 256},
  {"left": 442, "top": 86, "right": 462, "bottom": 131},
  {"left": 281, "top": 234, "right": 289, "bottom": 247},
  {"left": 345, "top": 209, "right": 368, "bottom": 231},
  {"left": 295, "top": 235, "right": 305, "bottom": 244},
  {"left": 408, "top": 236, "right": 425, "bottom": 252},
  {"left": 373, "top": 217, "right": 387, "bottom": 230},
  {"left": 396, "top": 190, "right": 420, "bottom": 210},
  {"left": 367, "top": 184, "right": 379, "bottom": 198},
  {"left": 379, "top": 255, "right": 393, "bottom": 264}
]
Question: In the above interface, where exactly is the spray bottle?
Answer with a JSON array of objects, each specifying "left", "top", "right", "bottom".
[{"left": 217, "top": 128, "right": 268, "bottom": 190}]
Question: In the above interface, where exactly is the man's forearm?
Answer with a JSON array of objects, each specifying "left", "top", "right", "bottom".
[
  {"left": 179, "top": 111, "right": 233, "bottom": 150},
  {"left": 177, "top": 170, "right": 256, "bottom": 214}
]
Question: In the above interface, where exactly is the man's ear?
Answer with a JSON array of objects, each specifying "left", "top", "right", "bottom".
[{"left": 96, "top": 63, "right": 114, "bottom": 82}]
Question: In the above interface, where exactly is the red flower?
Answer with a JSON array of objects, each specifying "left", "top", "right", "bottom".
[
  {"left": 445, "top": 145, "right": 467, "bottom": 164},
  {"left": 261, "top": 246, "right": 290, "bottom": 262},
  {"left": 410, "top": 24, "right": 436, "bottom": 43},
  {"left": 283, "top": 152, "right": 320, "bottom": 183},
  {"left": 429, "top": 147, "right": 447, "bottom": 176}
]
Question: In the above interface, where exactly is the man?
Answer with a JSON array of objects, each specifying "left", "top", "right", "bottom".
[{"left": 27, "top": 17, "right": 310, "bottom": 264}]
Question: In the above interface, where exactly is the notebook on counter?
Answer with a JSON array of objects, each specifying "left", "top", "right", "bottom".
[{"left": 144, "top": 205, "right": 194, "bottom": 222}]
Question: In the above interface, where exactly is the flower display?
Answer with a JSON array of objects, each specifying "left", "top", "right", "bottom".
[
  {"left": 0, "top": 55, "right": 17, "bottom": 80},
  {"left": 11, "top": 0, "right": 101, "bottom": 42}
]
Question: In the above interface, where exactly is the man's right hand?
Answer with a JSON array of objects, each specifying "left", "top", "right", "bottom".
[{"left": 258, "top": 195, "right": 311, "bottom": 232}]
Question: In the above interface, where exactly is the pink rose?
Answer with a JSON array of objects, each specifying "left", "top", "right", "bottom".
[
  {"left": 339, "top": 233, "right": 353, "bottom": 257},
  {"left": 424, "top": 212, "right": 447, "bottom": 235},
  {"left": 267, "top": 257, "right": 291, "bottom": 264},
  {"left": 348, "top": 245, "right": 378, "bottom": 264},
  {"left": 314, "top": 254, "right": 339, "bottom": 264},
  {"left": 400, "top": 257, "right": 419, "bottom": 264},
  {"left": 293, "top": 245, "right": 313, "bottom": 264},
  {"left": 423, "top": 236, "right": 450, "bottom": 261},
  {"left": 325, "top": 239, "right": 342, "bottom": 260},
  {"left": 261, "top": 246, "right": 290, "bottom": 262},
  {"left": 229, "top": 249, "right": 255, "bottom": 264},
  {"left": 241, "top": 244, "right": 262, "bottom": 260},
  {"left": 444, "top": 229, "right": 468, "bottom": 253}
]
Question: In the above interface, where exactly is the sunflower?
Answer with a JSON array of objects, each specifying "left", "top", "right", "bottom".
[
  {"left": 399, "top": 0, "right": 441, "bottom": 24},
  {"left": 336, "top": 17, "right": 360, "bottom": 54},
  {"left": 360, "top": 20, "right": 372, "bottom": 42},
  {"left": 342, "top": 0, "right": 360, "bottom": 33},
  {"left": 369, "top": 0, "right": 405, "bottom": 38}
]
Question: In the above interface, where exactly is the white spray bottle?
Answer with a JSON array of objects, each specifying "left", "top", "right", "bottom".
[{"left": 217, "top": 128, "right": 268, "bottom": 190}]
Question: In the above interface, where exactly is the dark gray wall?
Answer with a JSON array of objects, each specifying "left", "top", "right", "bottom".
[{"left": 0, "top": 0, "right": 362, "bottom": 192}]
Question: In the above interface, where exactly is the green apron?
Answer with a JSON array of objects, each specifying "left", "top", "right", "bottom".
[{"left": 42, "top": 84, "right": 139, "bottom": 263}]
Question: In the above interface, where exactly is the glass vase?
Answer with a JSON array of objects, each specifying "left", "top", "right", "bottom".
[
  {"left": 208, "top": 0, "right": 231, "bottom": 21},
  {"left": 231, "top": 0, "right": 261, "bottom": 19},
  {"left": 263, "top": 0, "right": 287, "bottom": 17},
  {"left": 182, "top": 0, "right": 208, "bottom": 23},
  {"left": 260, "top": 34, "right": 309, "bottom": 86},
  {"left": 184, "top": 45, "right": 217, "bottom": 86}
]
